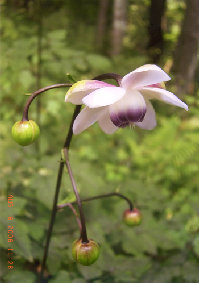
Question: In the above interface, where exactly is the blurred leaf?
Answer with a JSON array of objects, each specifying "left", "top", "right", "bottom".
[
  {"left": 3, "top": 271, "right": 36, "bottom": 283},
  {"left": 86, "top": 54, "right": 112, "bottom": 71},
  {"left": 49, "top": 270, "right": 70, "bottom": 283},
  {"left": 14, "top": 219, "right": 33, "bottom": 261},
  {"left": 193, "top": 236, "right": 199, "bottom": 256}
]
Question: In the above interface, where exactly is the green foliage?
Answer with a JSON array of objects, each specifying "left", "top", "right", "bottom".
[{"left": 1, "top": 1, "right": 199, "bottom": 282}]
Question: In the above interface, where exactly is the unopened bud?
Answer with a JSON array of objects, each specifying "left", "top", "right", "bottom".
[
  {"left": 11, "top": 120, "right": 40, "bottom": 146},
  {"left": 123, "top": 208, "right": 142, "bottom": 226},
  {"left": 72, "top": 239, "right": 100, "bottom": 266}
]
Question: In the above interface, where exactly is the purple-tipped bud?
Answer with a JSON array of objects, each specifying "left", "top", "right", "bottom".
[
  {"left": 72, "top": 239, "right": 100, "bottom": 266},
  {"left": 11, "top": 120, "right": 40, "bottom": 146},
  {"left": 123, "top": 208, "right": 142, "bottom": 226}
]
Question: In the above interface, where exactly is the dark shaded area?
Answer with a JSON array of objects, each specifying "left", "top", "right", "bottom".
[
  {"left": 148, "top": 0, "right": 166, "bottom": 63},
  {"left": 172, "top": 0, "right": 199, "bottom": 96}
]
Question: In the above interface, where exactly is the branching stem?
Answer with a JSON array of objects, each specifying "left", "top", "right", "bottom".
[
  {"left": 22, "top": 72, "right": 122, "bottom": 122},
  {"left": 57, "top": 192, "right": 134, "bottom": 211},
  {"left": 35, "top": 71, "right": 122, "bottom": 280},
  {"left": 93, "top": 73, "right": 122, "bottom": 86},
  {"left": 22, "top": 83, "right": 72, "bottom": 121},
  {"left": 66, "top": 203, "right": 82, "bottom": 231},
  {"left": 39, "top": 105, "right": 81, "bottom": 280},
  {"left": 63, "top": 148, "right": 88, "bottom": 243}
]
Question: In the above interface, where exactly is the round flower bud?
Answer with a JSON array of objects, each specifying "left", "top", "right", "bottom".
[
  {"left": 123, "top": 208, "right": 142, "bottom": 226},
  {"left": 72, "top": 239, "right": 100, "bottom": 266},
  {"left": 11, "top": 120, "right": 40, "bottom": 146}
]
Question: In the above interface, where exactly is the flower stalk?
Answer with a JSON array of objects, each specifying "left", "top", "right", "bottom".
[
  {"left": 39, "top": 105, "right": 81, "bottom": 280},
  {"left": 63, "top": 147, "right": 88, "bottom": 243},
  {"left": 19, "top": 73, "right": 122, "bottom": 281},
  {"left": 22, "top": 83, "right": 72, "bottom": 121},
  {"left": 93, "top": 73, "right": 122, "bottom": 86},
  {"left": 38, "top": 73, "right": 122, "bottom": 280},
  {"left": 11, "top": 66, "right": 188, "bottom": 281},
  {"left": 22, "top": 72, "right": 122, "bottom": 122},
  {"left": 66, "top": 203, "right": 82, "bottom": 231},
  {"left": 57, "top": 192, "right": 134, "bottom": 211}
]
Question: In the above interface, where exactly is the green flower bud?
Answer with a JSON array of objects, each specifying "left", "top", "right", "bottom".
[
  {"left": 11, "top": 120, "right": 40, "bottom": 146},
  {"left": 123, "top": 208, "right": 142, "bottom": 226},
  {"left": 72, "top": 239, "right": 100, "bottom": 266}
]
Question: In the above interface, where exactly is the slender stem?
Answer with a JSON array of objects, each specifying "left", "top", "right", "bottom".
[
  {"left": 38, "top": 71, "right": 122, "bottom": 280},
  {"left": 22, "top": 72, "right": 122, "bottom": 122},
  {"left": 66, "top": 203, "right": 82, "bottom": 231},
  {"left": 63, "top": 105, "right": 81, "bottom": 148},
  {"left": 63, "top": 148, "right": 88, "bottom": 243},
  {"left": 39, "top": 105, "right": 81, "bottom": 280},
  {"left": 57, "top": 192, "right": 134, "bottom": 211},
  {"left": 93, "top": 73, "right": 122, "bottom": 86},
  {"left": 39, "top": 161, "right": 64, "bottom": 279},
  {"left": 22, "top": 83, "right": 72, "bottom": 121}
]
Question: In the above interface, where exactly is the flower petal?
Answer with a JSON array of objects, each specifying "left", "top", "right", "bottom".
[
  {"left": 121, "top": 64, "right": 171, "bottom": 90},
  {"left": 83, "top": 87, "right": 125, "bottom": 108},
  {"left": 98, "top": 110, "right": 118, "bottom": 134},
  {"left": 65, "top": 80, "right": 114, "bottom": 104},
  {"left": 73, "top": 107, "right": 104, "bottom": 135},
  {"left": 109, "top": 90, "right": 147, "bottom": 127},
  {"left": 135, "top": 100, "right": 156, "bottom": 130},
  {"left": 140, "top": 87, "right": 188, "bottom": 111}
]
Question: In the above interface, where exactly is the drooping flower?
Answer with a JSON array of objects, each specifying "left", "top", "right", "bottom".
[{"left": 65, "top": 65, "right": 188, "bottom": 135}]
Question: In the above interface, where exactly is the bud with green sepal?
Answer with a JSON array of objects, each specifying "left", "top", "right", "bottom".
[
  {"left": 72, "top": 239, "right": 100, "bottom": 266},
  {"left": 11, "top": 120, "right": 40, "bottom": 146},
  {"left": 123, "top": 208, "right": 142, "bottom": 226}
]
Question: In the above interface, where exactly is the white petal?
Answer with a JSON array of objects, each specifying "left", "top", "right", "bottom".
[
  {"left": 98, "top": 110, "right": 118, "bottom": 134},
  {"left": 121, "top": 64, "right": 171, "bottom": 90},
  {"left": 83, "top": 87, "right": 125, "bottom": 108},
  {"left": 65, "top": 91, "right": 88, "bottom": 104},
  {"left": 73, "top": 107, "right": 104, "bottom": 135},
  {"left": 135, "top": 100, "right": 156, "bottom": 130},
  {"left": 140, "top": 87, "right": 188, "bottom": 111},
  {"left": 65, "top": 80, "right": 113, "bottom": 105}
]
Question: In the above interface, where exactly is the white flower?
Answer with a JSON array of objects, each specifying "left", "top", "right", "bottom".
[{"left": 65, "top": 64, "right": 188, "bottom": 135}]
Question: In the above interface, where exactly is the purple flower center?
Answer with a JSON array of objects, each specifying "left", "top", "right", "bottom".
[
  {"left": 109, "top": 90, "right": 147, "bottom": 128},
  {"left": 110, "top": 107, "right": 146, "bottom": 128}
]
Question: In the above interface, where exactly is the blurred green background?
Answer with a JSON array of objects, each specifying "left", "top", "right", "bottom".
[{"left": 1, "top": 0, "right": 199, "bottom": 282}]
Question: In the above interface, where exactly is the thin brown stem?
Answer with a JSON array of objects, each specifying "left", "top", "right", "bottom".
[
  {"left": 66, "top": 203, "right": 82, "bottom": 231},
  {"left": 63, "top": 148, "right": 88, "bottom": 243},
  {"left": 93, "top": 73, "right": 122, "bottom": 86},
  {"left": 23, "top": 72, "right": 122, "bottom": 122},
  {"left": 57, "top": 192, "right": 134, "bottom": 211},
  {"left": 22, "top": 83, "right": 72, "bottom": 121},
  {"left": 39, "top": 105, "right": 81, "bottom": 280},
  {"left": 39, "top": 161, "right": 64, "bottom": 280},
  {"left": 63, "top": 105, "right": 81, "bottom": 148},
  {"left": 38, "top": 71, "right": 122, "bottom": 280}
]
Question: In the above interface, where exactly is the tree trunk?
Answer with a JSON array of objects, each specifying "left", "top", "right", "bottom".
[
  {"left": 96, "top": 0, "right": 109, "bottom": 52},
  {"left": 111, "top": 0, "right": 127, "bottom": 56},
  {"left": 172, "top": 0, "right": 199, "bottom": 96},
  {"left": 148, "top": 0, "right": 166, "bottom": 63}
]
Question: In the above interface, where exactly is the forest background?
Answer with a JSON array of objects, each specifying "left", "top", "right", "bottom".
[{"left": 0, "top": 0, "right": 199, "bottom": 282}]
